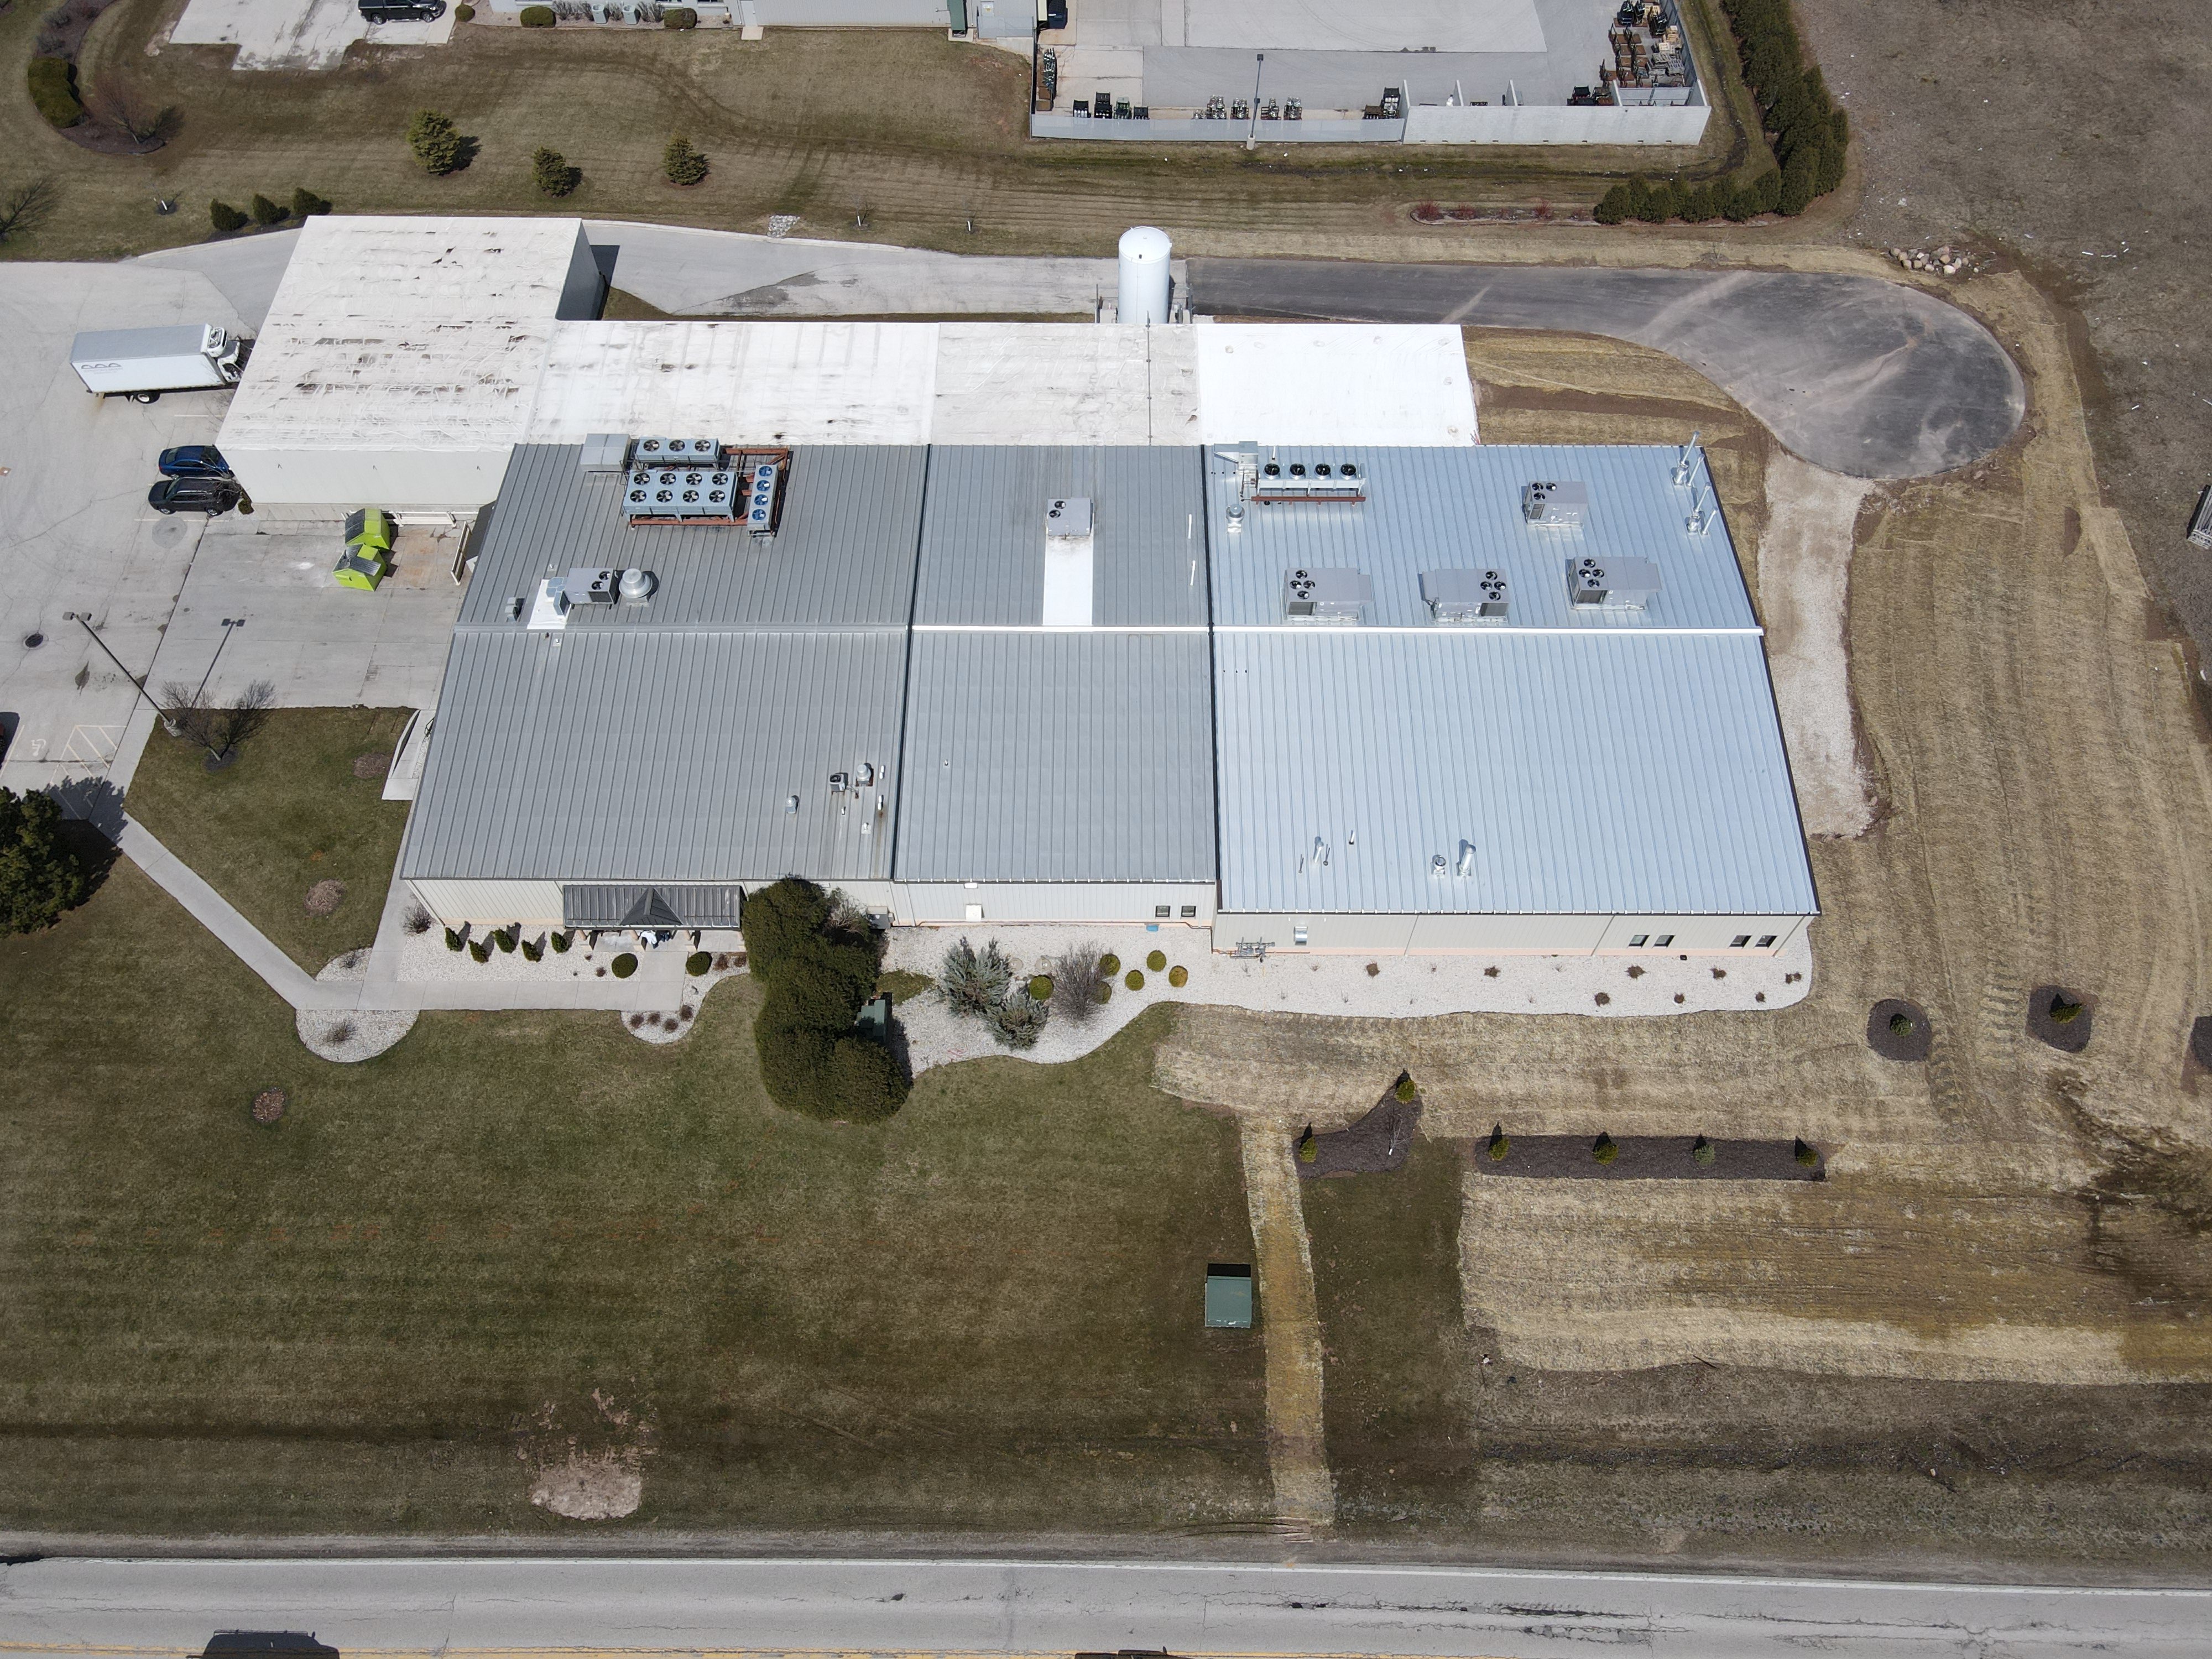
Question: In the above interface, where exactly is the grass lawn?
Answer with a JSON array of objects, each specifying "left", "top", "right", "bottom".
[
  {"left": 1302, "top": 1138, "right": 1480, "bottom": 1532},
  {"left": 1, "top": 0, "right": 1765, "bottom": 264},
  {"left": 124, "top": 707, "right": 411, "bottom": 972},
  {"left": 0, "top": 864, "right": 1267, "bottom": 1536}
]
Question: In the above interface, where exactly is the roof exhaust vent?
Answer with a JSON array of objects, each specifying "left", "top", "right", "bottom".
[
  {"left": 1421, "top": 568, "right": 1510, "bottom": 622},
  {"left": 1522, "top": 479, "right": 1589, "bottom": 528},
  {"left": 1566, "top": 555, "right": 1662, "bottom": 610},
  {"left": 618, "top": 567, "right": 656, "bottom": 602},
  {"left": 1284, "top": 567, "right": 1373, "bottom": 622},
  {"left": 1457, "top": 839, "right": 1476, "bottom": 877},
  {"left": 1045, "top": 496, "right": 1094, "bottom": 539}
]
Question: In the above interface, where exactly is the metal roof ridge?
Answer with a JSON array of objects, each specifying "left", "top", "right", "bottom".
[{"left": 1211, "top": 624, "right": 1767, "bottom": 636}]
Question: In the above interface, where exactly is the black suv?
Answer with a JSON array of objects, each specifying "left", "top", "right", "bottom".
[
  {"left": 149, "top": 476, "right": 244, "bottom": 516},
  {"left": 359, "top": 0, "right": 446, "bottom": 19}
]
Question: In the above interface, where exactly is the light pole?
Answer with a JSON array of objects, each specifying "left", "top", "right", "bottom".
[
  {"left": 1245, "top": 52, "right": 1265, "bottom": 150},
  {"left": 189, "top": 617, "right": 246, "bottom": 710}
]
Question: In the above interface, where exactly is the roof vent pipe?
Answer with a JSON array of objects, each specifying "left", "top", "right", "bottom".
[{"left": 1118, "top": 226, "right": 1172, "bottom": 326}]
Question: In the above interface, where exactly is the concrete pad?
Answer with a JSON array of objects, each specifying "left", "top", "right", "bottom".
[
  {"left": 932, "top": 322, "right": 1198, "bottom": 445},
  {"left": 147, "top": 518, "right": 466, "bottom": 711},
  {"left": 0, "top": 262, "right": 244, "bottom": 802},
  {"left": 1185, "top": 0, "right": 1543, "bottom": 52},
  {"left": 170, "top": 0, "right": 454, "bottom": 71},
  {"left": 134, "top": 229, "right": 300, "bottom": 331}
]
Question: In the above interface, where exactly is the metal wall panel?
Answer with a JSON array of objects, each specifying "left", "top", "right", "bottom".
[
  {"left": 895, "top": 883, "right": 1217, "bottom": 924},
  {"left": 409, "top": 879, "right": 566, "bottom": 926}
]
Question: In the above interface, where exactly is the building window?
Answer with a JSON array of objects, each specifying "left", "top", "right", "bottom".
[
  {"left": 1756, "top": 933, "right": 1777, "bottom": 948},
  {"left": 1628, "top": 933, "right": 1648, "bottom": 947},
  {"left": 1731, "top": 934, "right": 1751, "bottom": 948},
  {"left": 1180, "top": 904, "right": 1198, "bottom": 918},
  {"left": 1155, "top": 904, "right": 1171, "bottom": 918},
  {"left": 1653, "top": 933, "right": 1674, "bottom": 947}
]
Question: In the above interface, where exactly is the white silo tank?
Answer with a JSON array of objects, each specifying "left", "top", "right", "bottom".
[{"left": 1117, "top": 226, "right": 1172, "bottom": 325}]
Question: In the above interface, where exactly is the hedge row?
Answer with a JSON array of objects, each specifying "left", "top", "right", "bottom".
[
  {"left": 747, "top": 877, "right": 908, "bottom": 1122},
  {"left": 28, "top": 56, "right": 83, "bottom": 129},
  {"left": 1595, "top": 0, "right": 1846, "bottom": 225}
]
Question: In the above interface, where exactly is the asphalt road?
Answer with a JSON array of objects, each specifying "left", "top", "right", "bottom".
[
  {"left": 1190, "top": 260, "right": 2026, "bottom": 480},
  {"left": 3, "top": 1557, "right": 2209, "bottom": 1659}
]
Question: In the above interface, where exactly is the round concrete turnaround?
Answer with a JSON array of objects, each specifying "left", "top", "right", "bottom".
[{"left": 1190, "top": 259, "right": 2027, "bottom": 479}]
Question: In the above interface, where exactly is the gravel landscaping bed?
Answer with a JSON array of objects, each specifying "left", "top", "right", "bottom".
[
  {"left": 297, "top": 950, "right": 416, "bottom": 1062},
  {"left": 880, "top": 924, "right": 1813, "bottom": 1075}
]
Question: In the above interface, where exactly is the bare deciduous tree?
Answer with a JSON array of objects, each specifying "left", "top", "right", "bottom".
[
  {"left": 93, "top": 82, "right": 181, "bottom": 151},
  {"left": 160, "top": 677, "right": 278, "bottom": 758},
  {"left": 0, "top": 178, "right": 59, "bottom": 244}
]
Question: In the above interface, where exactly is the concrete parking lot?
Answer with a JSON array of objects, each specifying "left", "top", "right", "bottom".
[
  {"left": 0, "top": 262, "right": 460, "bottom": 807},
  {"left": 166, "top": 0, "right": 455, "bottom": 72}
]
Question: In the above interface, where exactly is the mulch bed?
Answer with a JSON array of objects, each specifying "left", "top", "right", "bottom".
[
  {"left": 303, "top": 879, "right": 347, "bottom": 916},
  {"left": 251, "top": 1087, "right": 288, "bottom": 1125},
  {"left": 1866, "top": 998, "right": 1932, "bottom": 1062},
  {"left": 2026, "top": 985, "right": 2094, "bottom": 1053},
  {"left": 1295, "top": 1089, "right": 1421, "bottom": 1178},
  {"left": 352, "top": 752, "right": 390, "bottom": 779},
  {"left": 1472, "top": 1134, "right": 1825, "bottom": 1182}
]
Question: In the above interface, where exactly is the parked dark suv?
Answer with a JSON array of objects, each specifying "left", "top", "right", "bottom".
[
  {"left": 148, "top": 476, "right": 244, "bottom": 516},
  {"left": 158, "top": 444, "right": 233, "bottom": 479}
]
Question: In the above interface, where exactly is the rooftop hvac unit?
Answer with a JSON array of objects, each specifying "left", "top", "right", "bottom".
[
  {"left": 1045, "top": 495, "right": 1093, "bottom": 539},
  {"left": 632, "top": 436, "right": 721, "bottom": 466},
  {"left": 1252, "top": 458, "right": 1364, "bottom": 503},
  {"left": 1522, "top": 479, "right": 1589, "bottom": 528},
  {"left": 1566, "top": 555, "right": 1662, "bottom": 609},
  {"left": 625, "top": 466, "right": 734, "bottom": 519},
  {"left": 1421, "top": 567, "right": 1510, "bottom": 622},
  {"left": 578, "top": 432, "right": 631, "bottom": 473},
  {"left": 745, "top": 461, "right": 786, "bottom": 536},
  {"left": 564, "top": 566, "right": 620, "bottom": 607},
  {"left": 1284, "top": 567, "right": 1373, "bottom": 621}
]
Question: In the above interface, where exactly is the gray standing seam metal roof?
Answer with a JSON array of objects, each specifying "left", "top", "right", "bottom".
[
  {"left": 894, "top": 446, "right": 1217, "bottom": 881},
  {"left": 1206, "top": 445, "right": 1757, "bottom": 632},
  {"left": 913, "top": 447, "right": 1209, "bottom": 628},
  {"left": 1213, "top": 629, "right": 1816, "bottom": 917},
  {"left": 460, "top": 444, "right": 928, "bottom": 632},
  {"left": 405, "top": 627, "right": 907, "bottom": 884},
  {"left": 895, "top": 630, "right": 1216, "bottom": 881}
]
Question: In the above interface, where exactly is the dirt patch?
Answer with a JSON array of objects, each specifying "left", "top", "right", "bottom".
[
  {"left": 1297, "top": 1090, "right": 1421, "bottom": 1179},
  {"left": 517, "top": 1390, "right": 655, "bottom": 1521},
  {"left": 2027, "top": 986, "right": 2095, "bottom": 1053},
  {"left": 1866, "top": 998, "right": 1932, "bottom": 1062},
  {"left": 350, "top": 753, "right": 389, "bottom": 780},
  {"left": 302, "top": 879, "right": 346, "bottom": 916},
  {"left": 250, "top": 1087, "right": 286, "bottom": 1125},
  {"left": 529, "top": 1451, "right": 644, "bottom": 1521},
  {"left": 1477, "top": 1135, "right": 1823, "bottom": 1182},
  {"left": 1757, "top": 452, "right": 1877, "bottom": 837}
]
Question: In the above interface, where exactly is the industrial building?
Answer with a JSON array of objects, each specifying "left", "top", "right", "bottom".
[
  {"left": 218, "top": 216, "right": 1814, "bottom": 956},
  {"left": 399, "top": 434, "right": 1814, "bottom": 954}
]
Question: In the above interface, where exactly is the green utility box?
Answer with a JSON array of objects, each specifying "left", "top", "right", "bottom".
[
  {"left": 333, "top": 546, "right": 389, "bottom": 591},
  {"left": 1204, "top": 1263, "right": 1253, "bottom": 1329},
  {"left": 345, "top": 507, "right": 395, "bottom": 552}
]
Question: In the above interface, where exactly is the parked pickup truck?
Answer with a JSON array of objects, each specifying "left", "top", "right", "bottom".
[
  {"left": 69, "top": 324, "right": 246, "bottom": 403},
  {"left": 358, "top": 0, "right": 445, "bottom": 19}
]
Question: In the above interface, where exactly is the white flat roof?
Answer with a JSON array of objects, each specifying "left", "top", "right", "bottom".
[
  {"left": 525, "top": 320, "right": 1472, "bottom": 447},
  {"left": 223, "top": 216, "right": 591, "bottom": 454}
]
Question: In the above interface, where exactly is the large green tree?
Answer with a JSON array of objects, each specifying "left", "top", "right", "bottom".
[{"left": 0, "top": 787, "right": 89, "bottom": 933}]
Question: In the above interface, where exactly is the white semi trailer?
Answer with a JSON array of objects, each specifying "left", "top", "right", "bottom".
[{"left": 69, "top": 324, "right": 247, "bottom": 403}]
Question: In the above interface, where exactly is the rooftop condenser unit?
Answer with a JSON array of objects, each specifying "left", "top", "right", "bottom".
[
  {"left": 632, "top": 435, "right": 721, "bottom": 466},
  {"left": 1522, "top": 479, "right": 1589, "bottom": 528},
  {"left": 1421, "top": 568, "right": 1510, "bottom": 622},
  {"left": 1284, "top": 567, "right": 1373, "bottom": 621},
  {"left": 1566, "top": 555, "right": 1662, "bottom": 609}
]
